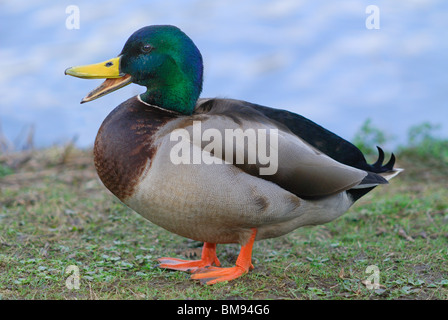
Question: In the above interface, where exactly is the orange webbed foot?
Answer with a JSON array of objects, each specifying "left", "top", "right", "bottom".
[
  {"left": 191, "top": 228, "right": 257, "bottom": 285},
  {"left": 191, "top": 265, "right": 248, "bottom": 285},
  {"left": 157, "top": 242, "right": 220, "bottom": 273}
]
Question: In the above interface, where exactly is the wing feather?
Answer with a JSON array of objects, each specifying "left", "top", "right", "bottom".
[{"left": 192, "top": 98, "right": 384, "bottom": 198}]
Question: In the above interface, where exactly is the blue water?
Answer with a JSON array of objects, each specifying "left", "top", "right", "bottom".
[{"left": 1, "top": 0, "right": 447, "bottom": 151}]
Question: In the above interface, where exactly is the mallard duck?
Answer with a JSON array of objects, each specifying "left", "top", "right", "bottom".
[{"left": 65, "top": 25, "right": 401, "bottom": 285}]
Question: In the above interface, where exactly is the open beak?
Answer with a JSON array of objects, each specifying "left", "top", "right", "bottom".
[{"left": 65, "top": 56, "right": 132, "bottom": 103}]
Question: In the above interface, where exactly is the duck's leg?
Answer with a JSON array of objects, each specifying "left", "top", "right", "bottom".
[
  {"left": 191, "top": 228, "right": 257, "bottom": 285},
  {"left": 157, "top": 242, "right": 220, "bottom": 272}
]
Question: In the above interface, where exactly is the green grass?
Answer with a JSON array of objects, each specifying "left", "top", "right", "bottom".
[{"left": 0, "top": 145, "right": 447, "bottom": 300}]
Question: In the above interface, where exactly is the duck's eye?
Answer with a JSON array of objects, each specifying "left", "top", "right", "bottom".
[{"left": 141, "top": 44, "right": 153, "bottom": 53}]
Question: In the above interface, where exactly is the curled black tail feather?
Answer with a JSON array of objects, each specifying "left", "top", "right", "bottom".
[
  {"left": 370, "top": 146, "right": 395, "bottom": 173},
  {"left": 372, "top": 146, "right": 384, "bottom": 168}
]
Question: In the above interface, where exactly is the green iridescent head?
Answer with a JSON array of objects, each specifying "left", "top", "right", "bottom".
[{"left": 65, "top": 25, "right": 204, "bottom": 115}]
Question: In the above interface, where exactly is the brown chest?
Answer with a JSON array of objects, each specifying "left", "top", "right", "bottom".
[{"left": 93, "top": 97, "right": 176, "bottom": 200}]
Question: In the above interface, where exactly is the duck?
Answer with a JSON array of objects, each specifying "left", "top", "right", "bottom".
[{"left": 65, "top": 25, "right": 402, "bottom": 285}]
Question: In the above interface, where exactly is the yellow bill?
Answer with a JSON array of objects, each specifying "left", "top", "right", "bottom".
[{"left": 65, "top": 56, "right": 132, "bottom": 103}]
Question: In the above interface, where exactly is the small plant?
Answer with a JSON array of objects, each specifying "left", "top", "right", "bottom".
[
  {"left": 402, "top": 122, "right": 448, "bottom": 163},
  {"left": 0, "top": 163, "right": 14, "bottom": 177},
  {"left": 353, "top": 118, "right": 390, "bottom": 158}
]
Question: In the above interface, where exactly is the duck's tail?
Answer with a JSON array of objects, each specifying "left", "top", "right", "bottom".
[
  {"left": 347, "top": 149, "right": 403, "bottom": 202},
  {"left": 378, "top": 167, "right": 404, "bottom": 182}
]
